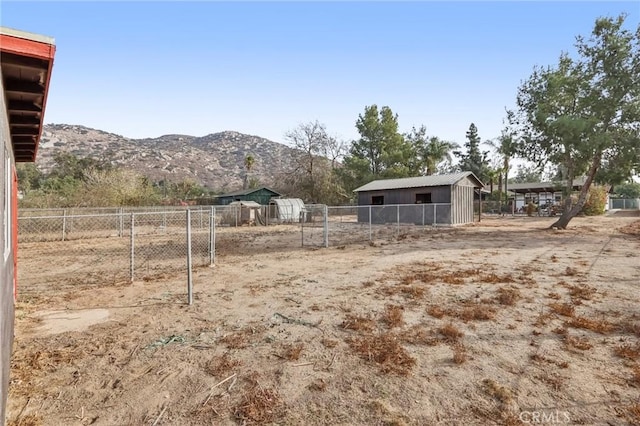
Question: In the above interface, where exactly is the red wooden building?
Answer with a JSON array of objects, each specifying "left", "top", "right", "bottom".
[{"left": 0, "top": 26, "right": 56, "bottom": 422}]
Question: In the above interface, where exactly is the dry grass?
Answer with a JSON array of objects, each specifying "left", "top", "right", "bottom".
[
  {"left": 368, "top": 400, "right": 411, "bottom": 425},
  {"left": 426, "top": 305, "right": 446, "bottom": 319},
  {"left": 482, "top": 378, "right": 512, "bottom": 403},
  {"left": 441, "top": 273, "right": 465, "bottom": 285},
  {"left": 458, "top": 304, "right": 496, "bottom": 322},
  {"left": 400, "top": 285, "right": 426, "bottom": 299},
  {"left": 614, "top": 343, "right": 640, "bottom": 360},
  {"left": 495, "top": 287, "right": 521, "bottom": 306},
  {"left": 219, "top": 325, "right": 265, "bottom": 349},
  {"left": 627, "top": 403, "right": 640, "bottom": 423},
  {"left": 398, "top": 324, "right": 439, "bottom": 346},
  {"left": 621, "top": 320, "right": 640, "bottom": 337},
  {"left": 279, "top": 343, "right": 304, "bottom": 361},
  {"left": 481, "top": 273, "right": 516, "bottom": 283},
  {"left": 564, "top": 266, "right": 579, "bottom": 276},
  {"left": 548, "top": 302, "right": 575, "bottom": 317},
  {"left": 564, "top": 335, "right": 593, "bottom": 351},
  {"left": 537, "top": 372, "right": 565, "bottom": 391},
  {"left": 533, "top": 311, "right": 555, "bottom": 327},
  {"left": 530, "top": 352, "right": 569, "bottom": 369},
  {"left": 632, "top": 364, "right": 640, "bottom": 385},
  {"left": 320, "top": 338, "right": 338, "bottom": 349},
  {"left": 340, "top": 314, "right": 376, "bottom": 332},
  {"left": 379, "top": 284, "right": 426, "bottom": 300},
  {"left": 346, "top": 332, "right": 416, "bottom": 376},
  {"left": 438, "top": 323, "right": 464, "bottom": 342},
  {"left": 552, "top": 326, "right": 568, "bottom": 335},
  {"left": 452, "top": 343, "right": 468, "bottom": 364},
  {"left": 567, "top": 284, "right": 597, "bottom": 300},
  {"left": 566, "top": 316, "right": 614, "bottom": 334},
  {"left": 7, "top": 414, "right": 43, "bottom": 426},
  {"left": 381, "top": 305, "right": 405, "bottom": 328},
  {"left": 203, "top": 353, "right": 242, "bottom": 377},
  {"left": 233, "top": 378, "right": 285, "bottom": 424},
  {"left": 307, "top": 379, "right": 327, "bottom": 392}
]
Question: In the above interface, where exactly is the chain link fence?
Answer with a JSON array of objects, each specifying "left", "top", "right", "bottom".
[
  {"left": 326, "top": 204, "right": 452, "bottom": 245},
  {"left": 18, "top": 203, "right": 455, "bottom": 303},
  {"left": 609, "top": 198, "right": 640, "bottom": 210}
]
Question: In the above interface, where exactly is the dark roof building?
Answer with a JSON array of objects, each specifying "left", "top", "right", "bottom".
[
  {"left": 215, "top": 187, "right": 281, "bottom": 206},
  {"left": 353, "top": 172, "right": 484, "bottom": 225}
]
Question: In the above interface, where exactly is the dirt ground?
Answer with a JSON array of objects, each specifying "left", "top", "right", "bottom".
[{"left": 6, "top": 214, "right": 640, "bottom": 425}]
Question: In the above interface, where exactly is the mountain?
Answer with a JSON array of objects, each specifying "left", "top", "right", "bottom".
[{"left": 38, "top": 124, "right": 300, "bottom": 192}]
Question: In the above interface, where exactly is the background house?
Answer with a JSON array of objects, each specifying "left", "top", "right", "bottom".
[
  {"left": 483, "top": 177, "right": 602, "bottom": 213},
  {"left": 1, "top": 26, "right": 55, "bottom": 422},
  {"left": 215, "top": 187, "right": 281, "bottom": 206},
  {"left": 353, "top": 171, "right": 484, "bottom": 225}
]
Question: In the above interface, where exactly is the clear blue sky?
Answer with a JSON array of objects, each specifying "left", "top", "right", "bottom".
[{"left": 2, "top": 1, "right": 638, "bottom": 153}]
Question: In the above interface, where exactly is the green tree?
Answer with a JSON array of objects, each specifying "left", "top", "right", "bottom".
[
  {"left": 510, "top": 164, "right": 544, "bottom": 184},
  {"left": 48, "top": 152, "right": 110, "bottom": 181},
  {"left": 243, "top": 154, "right": 255, "bottom": 190},
  {"left": 512, "top": 14, "right": 640, "bottom": 229},
  {"left": 485, "top": 118, "right": 517, "bottom": 206},
  {"left": 83, "top": 168, "right": 159, "bottom": 206},
  {"left": 613, "top": 181, "right": 640, "bottom": 198},
  {"left": 16, "top": 163, "right": 43, "bottom": 194},
  {"left": 341, "top": 105, "right": 412, "bottom": 190},
  {"left": 405, "top": 126, "right": 458, "bottom": 176},
  {"left": 454, "top": 123, "right": 490, "bottom": 182}
]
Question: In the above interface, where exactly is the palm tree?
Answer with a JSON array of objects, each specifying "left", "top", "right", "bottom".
[
  {"left": 243, "top": 154, "right": 255, "bottom": 190},
  {"left": 485, "top": 167, "right": 499, "bottom": 194},
  {"left": 423, "top": 137, "right": 458, "bottom": 175},
  {"left": 485, "top": 132, "right": 515, "bottom": 211}
]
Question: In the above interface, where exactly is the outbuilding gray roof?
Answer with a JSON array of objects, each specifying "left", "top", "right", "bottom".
[{"left": 353, "top": 172, "right": 484, "bottom": 192}]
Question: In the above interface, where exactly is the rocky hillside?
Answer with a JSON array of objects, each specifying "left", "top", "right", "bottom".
[{"left": 38, "top": 124, "right": 300, "bottom": 192}]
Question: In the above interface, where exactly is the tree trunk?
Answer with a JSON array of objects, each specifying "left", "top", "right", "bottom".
[
  {"left": 550, "top": 153, "right": 601, "bottom": 229},
  {"left": 497, "top": 173, "right": 503, "bottom": 211}
]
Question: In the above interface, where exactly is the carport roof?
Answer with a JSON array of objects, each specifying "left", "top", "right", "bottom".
[
  {"left": 353, "top": 171, "right": 484, "bottom": 192},
  {"left": 1, "top": 26, "right": 56, "bottom": 162},
  {"left": 497, "top": 177, "right": 588, "bottom": 194}
]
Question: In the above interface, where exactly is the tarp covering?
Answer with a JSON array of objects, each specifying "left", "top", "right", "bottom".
[
  {"left": 270, "top": 198, "right": 305, "bottom": 222},
  {"left": 228, "top": 201, "right": 261, "bottom": 208}
]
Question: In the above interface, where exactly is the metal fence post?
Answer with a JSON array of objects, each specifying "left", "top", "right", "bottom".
[
  {"left": 422, "top": 204, "right": 425, "bottom": 227},
  {"left": 396, "top": 204, "right": 400, "bottom": 236},
  {"left": 130, "top": 213, "right": 135, "bottom": 282},
  {"left": 62, "top": 209, "right": 67, "bottom": 241},
  {"left": 209, "top": 206, "right": 215, "bottom": 266},
  {"left": 118, "top": 208, "right": 124, "bottom": 237},
  {"left": 369, "top": 206, "right": 372, "bottom": 241},
  {"left": 301, "top": 211, "right": 304, "bottom": 247},
  {"left": 323, "top": 205, "right": 329, "bottom": 248},
  {"left": 433, "top": 204, "right": 437, "bottom": 226},
  {"left": 187, "top": 209, "right": 193, "bottom": 305}
]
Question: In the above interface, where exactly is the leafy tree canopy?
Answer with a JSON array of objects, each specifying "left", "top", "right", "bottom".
[
  {"left": 613, "top": 181, "right": 640, "bottom": 198},
  {"left": 340, "top": 105, "right": 413, "bottom": 189},
  {"left": 511, "top": 14, "right": 640, "bottom": 229},
  {"left": 454, "top": 123, "right": 490, "bottom": 183}
]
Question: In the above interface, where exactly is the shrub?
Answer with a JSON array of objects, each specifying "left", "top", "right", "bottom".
[
  {"left": 526, "top": 202, "right": 537, "bottom": 216},
  {"left": 581, "top": 185, "right": 608, "bottom": 216}
]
